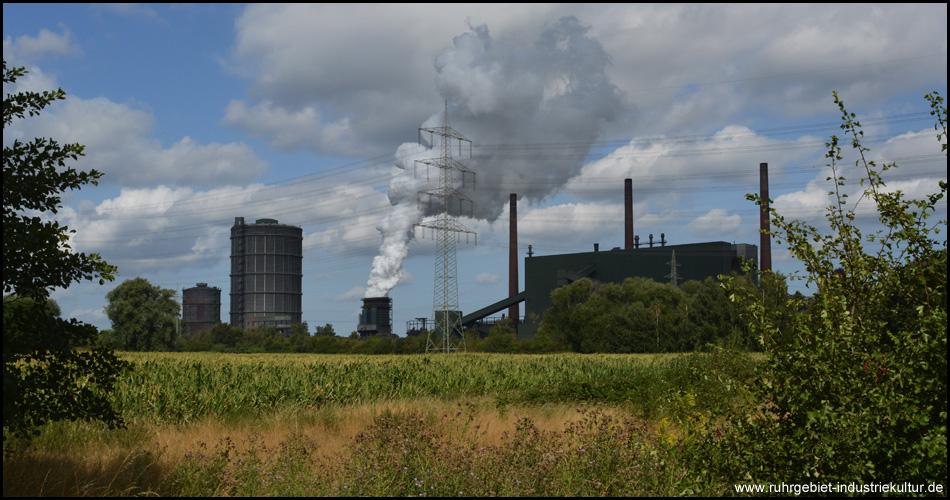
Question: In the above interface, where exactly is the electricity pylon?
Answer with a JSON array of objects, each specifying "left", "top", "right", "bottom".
[
  {"left": 666, "top": 250, "right": 681, "bottom": 286},
  {"left": 415, "top": 102, "right": 476, "bottom": 353}
]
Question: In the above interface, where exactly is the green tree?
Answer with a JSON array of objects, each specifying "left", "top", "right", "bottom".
[
  {"left": 314, "top": 323, "right": 336, "bottom": 337},
  {"left": 539, "top": 277, "right": 699, "bottom": 353},
  {"left": 105, "top": 277, "right": 180, "bottom": 351},
  {"left": 208, "top": 322, "right": 243, "bottom": 349},
  {"left": 289, "top": 327, "right": 310, "bottom": 353},
  {"left": 290, "top": 321, "right": 310, "bottom": 337},
  {"left": 710, "top": 92, "right": 947, "bottom": 485},
  {"left": 2, "top": 295, "right": 61, "bottom": 319},
  {"left": 483, "top": 318, "right": 516, "bottom": 353},
  {"left": 3, "top": 60, "right": 125, "bottom": 440},
  {"left": 538, "top": 278, "right": 599, "bottom": 352},
  {"left": 258, "top": 326, "right": 289, "bottom": 352}
]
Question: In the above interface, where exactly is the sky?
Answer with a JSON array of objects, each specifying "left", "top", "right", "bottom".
[{"left": 3, "top": 4, "right": 947, "bottom": 335}]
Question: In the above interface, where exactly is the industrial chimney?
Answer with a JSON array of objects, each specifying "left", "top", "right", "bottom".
[
  {"left": 624, "top": 178, "right": 633, "bottom": 249},
  {"left": 508, "top": 193, "right": 519, "bottom": 323},
  {"left": 759, "top": 162, "right": 772, "bottom": 272}
]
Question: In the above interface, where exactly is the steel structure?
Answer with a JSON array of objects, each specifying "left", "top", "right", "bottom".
[
  {"left": 415, "top": 103, "right": 476, "bottom": 353},
  {"left": 665, "top": 250, "right": 681, "bottom": 286}
]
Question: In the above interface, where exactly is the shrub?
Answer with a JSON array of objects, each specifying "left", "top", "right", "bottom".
[{"left": 711, "top": 92, "right": 947, "bottom": 485}]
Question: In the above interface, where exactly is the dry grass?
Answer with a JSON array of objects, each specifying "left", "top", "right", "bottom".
[
  {"left": 152, "top": 397, "right": 626, "bottom": 460},
  {"left": 3, "top": 398, "right": 635, "bottom": 497}
]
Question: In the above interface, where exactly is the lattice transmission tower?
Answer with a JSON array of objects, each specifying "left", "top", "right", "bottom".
[
  {"left": 415, "top": 102, "right": 476, "bottom": 353},
  {"left": 666, "top": 250, "right": 681, "bottom": 286}
]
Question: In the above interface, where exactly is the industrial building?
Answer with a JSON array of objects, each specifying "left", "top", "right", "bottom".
[
  {"left": 230, "top": 217, "right": 303, "bottom": 335},
  {"left": 358, "top": 297, "right": 394, "bottom": 339},
  {"left": 182, "top": 282, "right": 221, "bottom": 337},
  {"left": 453, "top": 172, "right": 768, "bottom": 340},
  {"left": 515, "top": 241, "right": 756, "bottom": 338}
]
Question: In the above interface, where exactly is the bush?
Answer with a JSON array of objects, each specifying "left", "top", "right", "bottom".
[{"left": 709, "top": 92, "right": 947, "bottom": 485}]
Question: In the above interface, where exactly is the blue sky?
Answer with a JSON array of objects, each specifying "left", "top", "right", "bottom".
[{"left": 3, "top": 4, "right": 947, "bottom": 335}]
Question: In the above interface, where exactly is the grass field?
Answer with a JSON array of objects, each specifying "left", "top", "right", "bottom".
[{"left": 3, "top": 351, "right": 757, "bottom": 496}]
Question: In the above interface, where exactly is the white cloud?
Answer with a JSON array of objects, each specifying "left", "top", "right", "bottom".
[
  {"left": 581, "top": 4, "right": 947, "bottom": 131},
  {"left": 5, "top": 95, "right": 268, "bottom": 188},
  {"left": 773, "top": 126, "right": 948, "bottom": 227},
  {"left": 474, "top": 272, "right": 501, "bottom": 285},
  {"left": 567, "top": 125, "right": 819, "bottom": 211},
  {"left": 222, "top": 100, "right": 354, "bottom": 155},
  {"left": 3, "top": 26, "right": 80, "bottom": 62},
  {"left": 57, "top": 178, "right": 390, "bottom": 277},
  {"left": 688, "top": 209, "right": 742, "bottom": 238},
  {"left": 518, "top": 202, "right": 623, "bottom": 251}
]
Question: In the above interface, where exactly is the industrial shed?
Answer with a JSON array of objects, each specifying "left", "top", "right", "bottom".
[{"left": 517, "top": 241, "right": 757, "bottom": 339}]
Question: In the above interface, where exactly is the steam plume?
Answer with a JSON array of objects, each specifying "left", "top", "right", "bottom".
[{"left": 365, "top": 16, "right": 625, "bottom": 297}]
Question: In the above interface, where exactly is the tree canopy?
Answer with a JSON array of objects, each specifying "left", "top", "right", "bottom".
[
  {"left": 536, "top": 275, "right": 758, "bottom": 353},
  {"left": 3, "top": 60, "right": 125, "bottom": 441},
  {"left": 105, "top": 277, "right": 180, "bottom": 351}
]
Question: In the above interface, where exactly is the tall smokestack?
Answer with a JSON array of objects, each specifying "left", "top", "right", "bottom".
[
  {"left": 508, "top": 193, "right": 519, "bottom": 322},
  {"left": 624, "top": 178, "right": 633, "bottom": 250},
  {"left": 759, "top": 162, "right": 772, "bottom": 272}
]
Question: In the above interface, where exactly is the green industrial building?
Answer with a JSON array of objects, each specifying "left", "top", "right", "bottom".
[{"left": 461, "top": 241, "right": 757, "bottom": 339}]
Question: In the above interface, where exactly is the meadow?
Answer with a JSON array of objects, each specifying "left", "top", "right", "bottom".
[{"left": 2, "top": 350, "right": 756, "bottom": 496}]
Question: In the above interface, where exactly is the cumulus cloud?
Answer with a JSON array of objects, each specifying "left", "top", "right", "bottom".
[
  {"left": 581, "top": 4, "right": 947, "bottom": 132},
  {"left": 567, "top": 125, "right": 819, "bottom": 212},
  {"left": 518, "top": 202, "right": 623, "bottom": 249},
  {"left": 3, "top": 26, "right": 80, "bottom": 62},
  {"left": 222, "top": 4, "right": 946, "bottom": 157},
  {"left": 222, "top": 100, "right": 353, "bottom": 153},
  {"left": 688, "top": 209, "right": 742, "bottom": 238},
  {"left": 5, "top": 94, "right": 268, "bottom": 188},
  {"left": 223, "top": 4, "right": 590, "bottom": 158},
  {"left": 773, "top": 126, "right": 948, "bottom": 226},
  {"left": 57, "top": 178, "right": 389, "bottom": 277}
]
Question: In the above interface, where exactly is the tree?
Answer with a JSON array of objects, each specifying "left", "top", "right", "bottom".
[
  {"left": 105, "top": 277, "right": 180, "bottom": 351},
  {"left": 2, "top": 294, "right": 61, "bottom": 319},
  {"left": 538, "top": 277, "right": 703, "bottom": 353},
  {"left": 483, "top": 318, "right": 516, "bottom": 353},
  {"left": 710, "top": 92, "right": 947, "bottom": 485},
  {"left": 314, "top": 323, "right": 337, "bottom": 337},
  {"left": 208, "top": 322, "right": 243, "bottom": 349},
  {"left": 290, "top": 321, "right": 310, "bottom": 337},
  {"left": 3, "top": 60, "right": 125, "bottom": 440},
  {"left": 289, "top": 326, "right": 310, "bottom": 353}
]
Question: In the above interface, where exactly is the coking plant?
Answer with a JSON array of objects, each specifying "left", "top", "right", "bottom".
[{"left": 711, "top": 92, "right": 947, "bottom": 486}]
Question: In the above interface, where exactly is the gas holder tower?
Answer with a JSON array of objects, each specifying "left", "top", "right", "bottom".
[{"left": 415, "top": 102, "right": 476, "bottom": 353}]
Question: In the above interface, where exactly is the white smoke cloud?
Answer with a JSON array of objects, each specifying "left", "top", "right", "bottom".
[
  {"left": 435, "top": 17, "right": 626, "bottom": 220},
  {"left": 364, "top": 16, "right": 626, "bottom": 297},
  {"left": 364, "top": 143, "right": 431, "bottom": 298}
]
